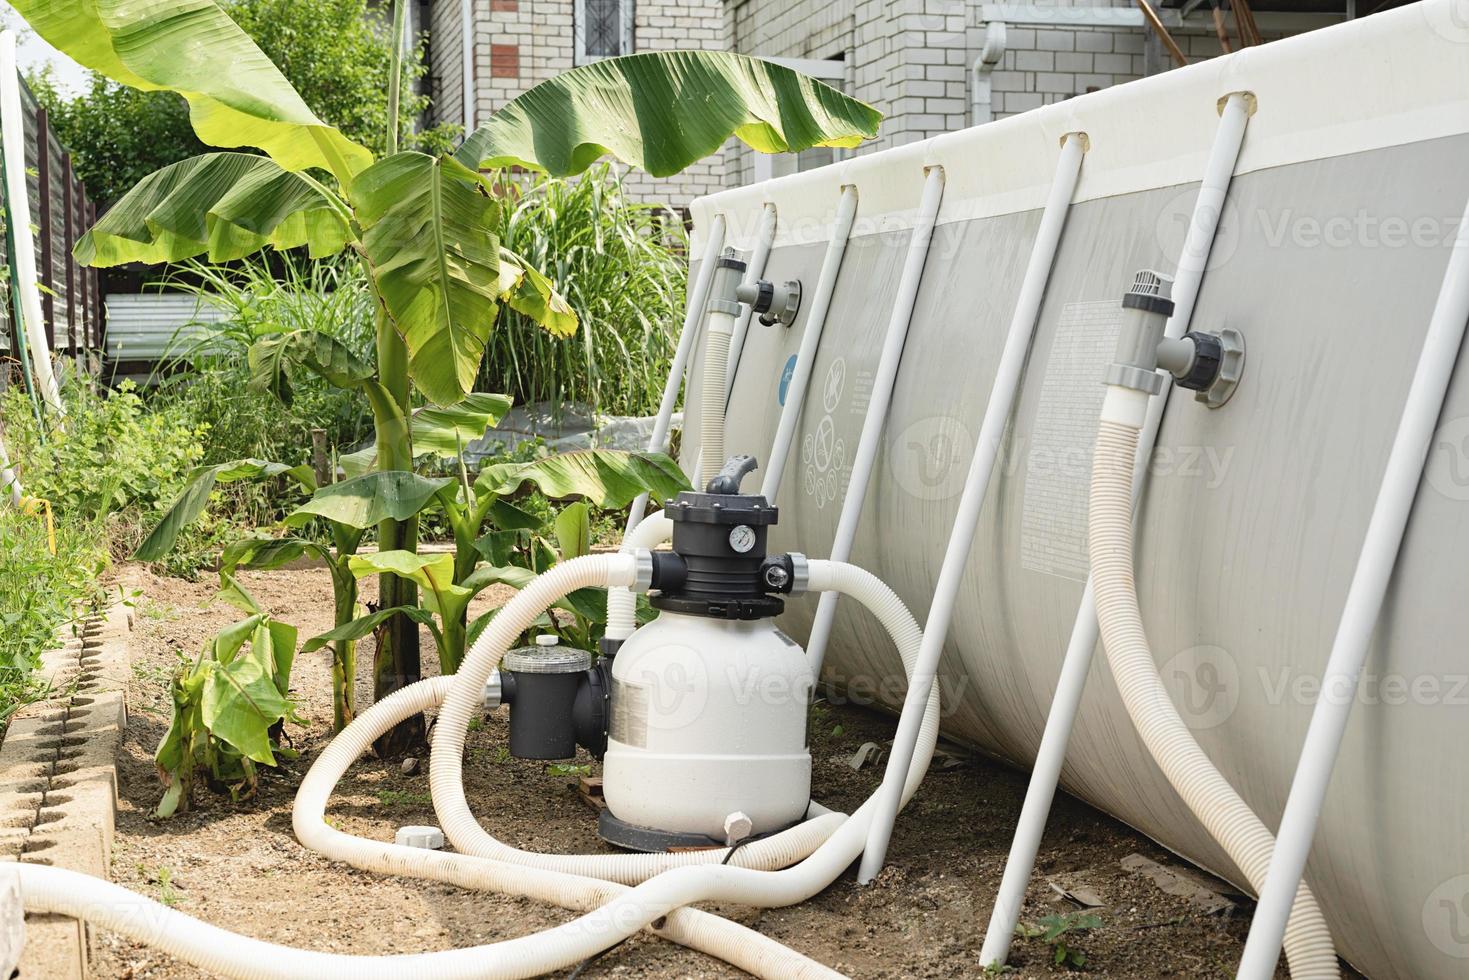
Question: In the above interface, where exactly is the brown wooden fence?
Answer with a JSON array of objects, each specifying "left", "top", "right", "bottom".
[{"left": 2, "top": 79, "right": 102, "bottom": 363}]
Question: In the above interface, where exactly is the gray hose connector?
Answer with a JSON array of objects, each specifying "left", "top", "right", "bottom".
[{"left": 1106, "top": 269, "right": 1175, "bottom": 395}]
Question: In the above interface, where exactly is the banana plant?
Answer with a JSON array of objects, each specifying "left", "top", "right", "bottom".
[
  {"left": 300, "top": 448, "right": 689, "bottom": 673},
  {"left": 12, "top": 0, "right": 882, "bottom": 750},
  {"left": 155, "top": 574, "right": 301, "bottom": 817}
]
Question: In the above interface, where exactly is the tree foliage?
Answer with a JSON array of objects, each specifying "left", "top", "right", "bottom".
[{"left": 31, "top": 0, "right": 457, "bottom": 204}]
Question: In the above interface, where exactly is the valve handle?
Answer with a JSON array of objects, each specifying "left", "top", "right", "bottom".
[{"left": 706, "top": 454, "right": 759, "bottom": 494}]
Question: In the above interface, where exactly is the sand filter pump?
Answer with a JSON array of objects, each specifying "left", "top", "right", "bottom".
[{"left": 491, "top": 452, "right": 818, "bottom": 850}]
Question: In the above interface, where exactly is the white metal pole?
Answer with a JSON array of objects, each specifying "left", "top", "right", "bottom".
[
  {"left": 1237, "top": 193, "right": 1469, "bottom": 980},
  {"left": 625, "top": 212, "right": 727, "bottom": 533},
  {"left": 724, "top": 202, "right": 778, "bottom": 395},
  {"left": 0, "top": 32, "right": 62, "bottom": 419},
  {"left": 979, "top": 92, "right": 1251, "bottom": 965},
  {"left": 761, "top": 186, "right": 858, "bottom": 500},
  {"left": 460, "top": 0, "right": 475, "bottom": 134},
  {"left": 805, "top": 167, "right": 945, "bottom": 676},
  {"left": 858, "top": 135, "right": 1086, "bottom": 884}
]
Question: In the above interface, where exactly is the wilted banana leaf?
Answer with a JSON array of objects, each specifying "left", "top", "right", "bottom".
[
  {"left": 498, "top": 247, "right": 577, "bottom": 338},
  {"left": 286, "top": 472, "right": 453, "bottom": 530},
  {"left": 455, "top": 51, "right": 881, "bottom": 177},
  {"left": 248, "top": 329, "right": 375, "bottom": 405},
  {"left": 75, "top": 153, "right": 352, "bottom": 268},
  {"left": 8, "top": 0, "right": 371, "bottom": 181},
  {"left": 199, "top": 633, "right": 294, "bottom": 766},
  {"left": 134, "top": 459, "right": 317, "bottom": 561},
  {"left": 477, "top": 450, "right": 689, "bottom": 507},
  {"left": 350, "top": 152, "right": 502, "bottom": 405}
]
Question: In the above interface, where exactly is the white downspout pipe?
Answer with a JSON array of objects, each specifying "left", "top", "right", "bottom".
[
  {"left": 972, "top": 21, "right": 1007, "bottom": 126},
  {"left": 625, "top": 213, "right": 727, "bottom": 534},
  {"left": 979, "top": 91, "right": 1252, "bottom": 968},
  {"left": 0, "top": 32, "right": 62, "bottom": 419},
  {"left": 460, "top": 0, "right": 475, "bottom": 134},
  {"left": 724, "top": 202, "right": 778, "bottom": 397},
  {"left": 761, "top": 186, "right": 858, "bottom": 501},
  {"left": 859, "top": 133, "right": 1086, "bottom": 884},
  {"left": 804, "top": 166, "right": 945, "bottom": 677},
  {"left": 1236, "top": 192, "right": 1469, "bottom": 979}
]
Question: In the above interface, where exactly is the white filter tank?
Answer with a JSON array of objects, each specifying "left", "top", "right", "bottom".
[{"left": 604, "top": 611, "right": 814, "bottom": 839}]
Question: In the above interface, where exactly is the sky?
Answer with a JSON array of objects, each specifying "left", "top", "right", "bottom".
[{"left": 0, "top": 3, "right": 90, "bottom": 95}]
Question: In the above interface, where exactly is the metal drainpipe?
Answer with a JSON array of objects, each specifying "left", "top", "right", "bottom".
[
  {"left": 461, "top": 0, "right": 475, "bottom": 133},
  {"left": 972, "top": 21, "right": 1008, "bottom": 126}
]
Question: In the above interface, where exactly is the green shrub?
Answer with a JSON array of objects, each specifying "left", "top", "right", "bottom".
[
  {"left": 151, "top": 257, "right": 375, "bottom": 469},
  {"left": 482, "top": 164, "right": 687, "bottom": 418},
  {"left": 0, "top": 507, "right": 109, "bottom": 718},
  {"left": 2, "top": 378, "right": 247, "bottom": 576}
]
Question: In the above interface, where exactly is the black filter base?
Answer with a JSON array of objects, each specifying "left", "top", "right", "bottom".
[
  {"left": 596, "top": 808, "right": 806, "bottom": 853},
  {"left": 597, "top": 810, "right": 726, "bottom": 852}
]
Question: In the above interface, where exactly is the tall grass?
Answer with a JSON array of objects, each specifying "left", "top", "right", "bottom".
[
  {"left": 483, "top": 164, "right": 687, "bottom": 418},
  {"left": 151, "top": 256, "right": 376, "bottom": 467}
]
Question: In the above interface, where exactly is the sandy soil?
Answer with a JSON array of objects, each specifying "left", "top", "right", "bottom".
[{"left": 88, "top": 564, "right": 1315, "bottom": 979}]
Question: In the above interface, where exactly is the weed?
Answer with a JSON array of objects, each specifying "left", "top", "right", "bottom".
[
  {"left": 1015, "top": 912, "right": 1101, "bottom": 970},
  {"left": 376, "top": 789, "right": 434, "bottom": 808},
  {"left": 545, "top": 763, "right": 592, "bottom": 778}
]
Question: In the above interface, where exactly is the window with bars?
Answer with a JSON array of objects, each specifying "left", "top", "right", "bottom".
[{"left": 575, "top": 0, "right": 632, "bottom": 64}]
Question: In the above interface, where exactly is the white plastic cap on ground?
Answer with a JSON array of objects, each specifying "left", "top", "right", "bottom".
[{"left": 395, "top": 825, "right": 445, "bottom": 850}]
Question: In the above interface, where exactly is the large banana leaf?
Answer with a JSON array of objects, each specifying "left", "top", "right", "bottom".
[
  {"left": 286, "top": 472, "right": 453, "bottom": 530},
  {"left": 350, "top": 152, "right": 502, "bottom": 405},
  {"left": 75, "top": 153, "right": 352, "bottom": 268},
  {"left": 454, "top": 51, "right": 882, "bottom": 177},
  {"left": 413, "top": 393, "right": 515, "bottom": 457},
  {"left": 8, "top": 0, "right": 371, "bottom": 182},
  {"left": 133, "top": 459, "right": 316, "bottom": 561},
  {"left": 477, "top": 450, "right": 689, "bottom": 506}
]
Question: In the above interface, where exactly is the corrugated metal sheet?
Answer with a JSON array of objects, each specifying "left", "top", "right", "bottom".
[{"left": 103, "top": 293, "right": 230, "bottom": 363}]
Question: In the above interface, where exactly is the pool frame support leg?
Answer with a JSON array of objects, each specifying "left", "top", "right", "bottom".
[
  {"left": 626, "top": 212, "right": 726, "bottom": 534},
  {"left": 760, "top": 186, "right": 859, "bottom": 501},
  {"left": 805, "top": 166, "right": 946, "bottom": 678},
  {"left": 1236, "top": 185, "right": 1469, "bottom": 980},
  {"left": 978, "top": 91, "right": 1253, "bottom": 966},
  {"left": 857, "top": 133, "right": 1087, "bottom": 885}
]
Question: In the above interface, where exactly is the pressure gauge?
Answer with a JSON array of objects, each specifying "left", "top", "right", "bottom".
[{"left": 728, "top": 524, "right": 756, "bottom": 554}]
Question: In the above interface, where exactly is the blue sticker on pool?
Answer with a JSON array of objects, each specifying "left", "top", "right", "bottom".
[{"left": 778, "top": 355, "right": 797, "bottom": 406}]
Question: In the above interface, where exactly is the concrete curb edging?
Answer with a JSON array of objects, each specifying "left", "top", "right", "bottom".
[{"left": 0, "top": 601, "right": 133, "bottom": 979}]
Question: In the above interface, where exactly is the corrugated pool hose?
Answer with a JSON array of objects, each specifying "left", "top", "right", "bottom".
[
  {"left": 4, "top": 552, "right": 941, "bottom": 980},
  {"left": 1089, "top": 279, "right": 1339, "bottom": 979}
]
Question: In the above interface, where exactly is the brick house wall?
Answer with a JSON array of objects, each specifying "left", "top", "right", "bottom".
[
  {"left": 427, "top": 0, "right": 727, "bottom": 208},
  {"left": 427, "top": 0, "right": 1338, "bottom": 206}
]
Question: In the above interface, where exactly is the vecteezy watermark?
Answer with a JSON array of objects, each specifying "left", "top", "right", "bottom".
[
  {"left": 1426, "top": 415, "right": 1469, "bottom": 502},
  {"left": 1256, "top": 208, "right": 1464, "bottom": 250},
  {"left": 1160, "top": 644, "right": 1241, "bottom": 731},
  {"left": 1423, "top": 874, "right": 1469, "bottom": 959},
  {"left": 1154, "top": 188, "right": 1241, "bottom": 274},
  {"left": 1147, "top": 644, "right": 1469, "bottom": 728},
  {"left": 888, "top": 415, "right": 975, "bottom": 502}
]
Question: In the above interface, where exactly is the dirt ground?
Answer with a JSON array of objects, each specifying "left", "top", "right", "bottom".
[{"left": 86, "top": 564, "right": 1317, "bottom": 979}]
